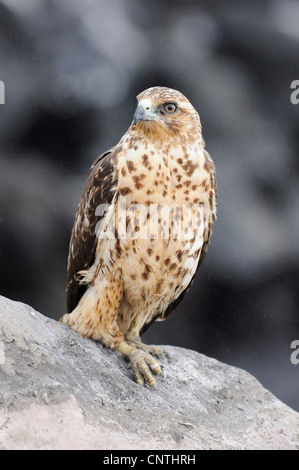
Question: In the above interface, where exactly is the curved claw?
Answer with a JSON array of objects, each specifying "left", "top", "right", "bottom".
[{"left": 130, "top": 349, "right": 161, "bottom": 388}]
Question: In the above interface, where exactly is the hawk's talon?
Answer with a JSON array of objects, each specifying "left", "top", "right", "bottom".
[{"left": 129, "top": 349, "right": 161, "bottom": 388}]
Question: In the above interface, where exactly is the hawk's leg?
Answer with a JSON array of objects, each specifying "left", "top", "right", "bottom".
[
  {"left": 126, "top": 336, "right": 163, "bottom": 358},
  {"left": 116, "top": 342, "right": 161, "bottom": 388},
  {"left": 60, "top": 280, "right": 161, "bottom": 387},
  {"left": 60, "top": 280, "right": 125, "bottom": 346}
]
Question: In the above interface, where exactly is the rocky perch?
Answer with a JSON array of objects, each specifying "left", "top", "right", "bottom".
[{"left": 0, "top": 295, "right": 298, "bottom": 450}]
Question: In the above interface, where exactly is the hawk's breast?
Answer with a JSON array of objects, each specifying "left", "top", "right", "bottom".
[{"left": 110, "top": 137, "right": 214, "bottom": 324}]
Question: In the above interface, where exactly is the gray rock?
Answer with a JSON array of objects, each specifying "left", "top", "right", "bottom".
[{"left": 0, "top": 295, "right": 298, "bottom": 450}]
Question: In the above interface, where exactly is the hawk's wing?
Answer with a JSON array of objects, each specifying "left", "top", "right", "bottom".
[{"left": 67, "top": 148, "right": 117, "bottom": 313}]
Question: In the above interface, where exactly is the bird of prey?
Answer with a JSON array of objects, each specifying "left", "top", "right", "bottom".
[{"left": 61, "top": 86, "right": 217, "bottom": 387}]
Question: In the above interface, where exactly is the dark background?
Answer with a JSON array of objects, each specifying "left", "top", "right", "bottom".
[{"left": 0, "top": 0, "right": 298, "bottom": 410}]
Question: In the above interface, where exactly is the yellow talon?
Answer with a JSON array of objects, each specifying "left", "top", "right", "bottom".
[{"left": 117, "top": 342, "right": 161, "bottom": 387}]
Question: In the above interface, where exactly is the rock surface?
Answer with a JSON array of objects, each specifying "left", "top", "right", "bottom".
[{"left": 0, "top": 295, "right": 298, "bottom": 450}]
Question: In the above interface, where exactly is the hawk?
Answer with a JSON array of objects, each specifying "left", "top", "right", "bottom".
[{"left": 61, "top": 86, "right": 217, "bottom": 387}]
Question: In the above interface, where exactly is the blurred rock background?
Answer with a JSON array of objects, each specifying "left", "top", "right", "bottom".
[{"left": 0, "top": 0, "right": 298, "bottom": 410}]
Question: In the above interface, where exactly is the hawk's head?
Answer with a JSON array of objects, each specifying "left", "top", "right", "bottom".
[{"left": 132, "top": 86, "right": 202, "bottom": 143}]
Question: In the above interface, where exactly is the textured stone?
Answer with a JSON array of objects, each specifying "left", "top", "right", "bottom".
[{"left": 0, "top": 295, "right": 298, "bottom": 450}]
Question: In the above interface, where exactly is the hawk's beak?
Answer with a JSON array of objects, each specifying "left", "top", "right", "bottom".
[
  {"left": 133, "top": 104, "right": 146, "bottom": 125},
  {"left": 133, "top": 99, "right": 157, "bottom": 125}
]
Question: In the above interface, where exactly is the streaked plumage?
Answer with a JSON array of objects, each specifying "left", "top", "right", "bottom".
[{"left": 61, "top": 86, "right": 217, "bottom": 387}]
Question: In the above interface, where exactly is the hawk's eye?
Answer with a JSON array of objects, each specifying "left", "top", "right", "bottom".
[{"left": 164, "top": 103, "right": 177, "bottom": 113}]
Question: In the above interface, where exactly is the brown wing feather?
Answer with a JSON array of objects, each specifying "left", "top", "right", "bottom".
[{"left": 66, "top": 148, "right": 117, "bottom": 313}]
